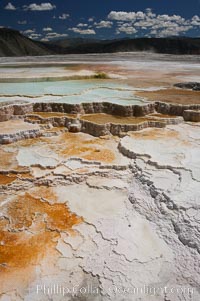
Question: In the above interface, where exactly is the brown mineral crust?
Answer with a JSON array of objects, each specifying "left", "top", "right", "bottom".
[
  {"left": 0, "top": 171, "right": 34, "bottom": 185},
  {"left": 41, "top": 132, "right": 116, "bottom": 163},
  {"left": 0, "top": 230, "right": 56, "bottom": 269},
  {"left": 0, "top": 149, "right": 19, "bottom": 171},
  {"left": 129, "top": 128, "right": 180, "bottom": 140},
  {"left": 17, "top": 172, "right": 34, "bottom": 180},
  {"left": 0, "top": 174, "right": 17, "bottom": 185},
  {"left": 183, "top": 110, "right": 200, "bottom": 122},
  {"left": 7, "top": 192, "right": 82, "bottom": 231},
  {"left": 0, "top": 191, "right": 82, "bottom": 275},
  {"left": 81, "top": 114, "right": 148, "bottom": 124},
  {"left": 135, "top": 88, "right": 200, "bottom": 105},
  {"left": 31, "top": 111, "right": 76, "bottom": 118},
  {"left": 83, "top": 149, "right": 115, "bottom": 162}
]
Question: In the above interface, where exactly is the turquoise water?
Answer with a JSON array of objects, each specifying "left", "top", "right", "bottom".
[{"left": 0, "top": 80, "right": 146, "bottom": 105}]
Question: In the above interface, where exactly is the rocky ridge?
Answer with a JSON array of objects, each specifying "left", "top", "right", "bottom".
[{"left": 2, "top": 100, "right": 199, "bottom": 143}]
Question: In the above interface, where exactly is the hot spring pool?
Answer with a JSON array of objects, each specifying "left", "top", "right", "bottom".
[{"left": 0, "top": 80, "right": 147, "bottom": 105}]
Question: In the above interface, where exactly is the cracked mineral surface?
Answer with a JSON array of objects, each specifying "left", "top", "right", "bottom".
[{"left": 0, "top": 53, "right": 200, "bottom": 301}]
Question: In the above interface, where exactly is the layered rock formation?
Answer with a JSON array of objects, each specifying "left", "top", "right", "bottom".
[
  {"left": 0, "top": 103, "right": 33, "bottom": 122},
  {"left": 0, "top": 101, "right": 185, "bottom": 142},
  {"left": 0, "top": 119, "right": 42, "bottom": 144},
  {"left": 183, "top": 109, "right": 200, "bottom": 122},
  {"left": 33, "top": 102, "right": 156, "bottom": 117},
  {"left": 1, "top": 101, "right": 199, "bottom": 122},
  {"left": 155, "top": 101, "right": 200, "bottom": 116}
]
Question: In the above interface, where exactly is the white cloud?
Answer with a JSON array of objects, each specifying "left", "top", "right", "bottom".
[
  {"left": 88, "top": 17, "right": 94, "bottom": 22},
  {"left": 29, "top": 33, "right": 42, "bottom": 40},
  {"left": 40, "top": 37, "right": 49, "bottom": 42},
  {"left": 23, "top": 29, "right": 35, "bottom": 34},
  {"left": 95, "top": 21, "right": 113, "bottom": 28},
  {"left": 117, "top": 24, "right": 137, "bottom": 35},
  {"left": 18, "top": 20, "right": 27, "bottom": 25},
  {"left": 145, "top": 8, "right": 156, "bottom": 18},
  {"left": 4, "top": 2, "right": 16, "bottom": 10},
  {"left": 151, "top": 25, "right": 193, "bottom": 37},
  {"left": 192, "top": 15, "right": 200, "bottom": 21},
  {"left": 59, "top": 13, "right": 70, "bottom": 20},
  {"left": 23, "top": 3, "right": 56, "bottom": 11},
  {"left": 108, "top": 10, "right": 199, "bottom": 37},
  {"left": 108, "top": 10, "right": 154, "bottom": 22},
  {"left": 134, "top": 20, "right": 154, "bottom": 28},
  {"left": 77, "top": 23, "right": 88, "bottom": 27},
  {"left": 45, "top": 32, "right": 68, "bottom": 39},
  {"left": 108, "top": 11, "right": 137, "bottom": 21},
  {"left": 191, "top": 15, "right": 200, "bottom": 26},
  {"left": 136, "top": 11, "right": 146, "bottom": 19},
  {"left": 43, "top": 27, "right": 53, "bottom": 32},
  {"left": 69, "top": 27, "right": 96, "bottom": 35}
]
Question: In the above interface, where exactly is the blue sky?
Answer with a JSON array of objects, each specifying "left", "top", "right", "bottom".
[{"left": 0, "top": 0, "right": 200, "bottom": 40}]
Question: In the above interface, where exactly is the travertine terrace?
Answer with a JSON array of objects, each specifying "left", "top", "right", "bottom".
[{"left": 0, "top": 53, "right": 200, "bottom": 301}]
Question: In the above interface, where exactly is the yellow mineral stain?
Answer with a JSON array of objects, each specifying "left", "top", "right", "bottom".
[
  {"left": 33, "top": 112, "right": 76, "bottom": 118},
  {"left": 83, "top": 149, "right": 115, "bottom": 163},
  {"left": 136, "top": 88, "right": 200, "bottom": 105},
  {"left": 29, "top": 186, "right": 57, "bottom": 202},
  {"left": 76, "top": 168, "right": 89, "bottom": 173},
  {"left": 41, "top": 132, "right": 116, "bottom": 163},
  {"left": 0, "top": 119, "right": 39, "bottom": 135},
  {"left": 25, "top": 116, "right": 40, "bottom": 122},
  {"left": 1, "top": 131, "right": 116, "bottom": 172},
  {"left": 131, "top": 128, "right": 179, "bottom": 140},
  {"left": 0, "top": 174, "right": 17, "bottom": 185},
  {"left": 17, "top": 172, "right": 34, "bottom": 180},
  {"left": 61, "top": 145, "right": 92, "bottom": 157},
  {"left": 44, "top": 126, "right": 67, "bottom": 133},
  {"left": 80, "top": 113, "right": 177, "bottom": 125},
  {"left": 81, "top": 113, "right": 149, "bottom": 124},
  {"left": 149, "top": 113, "right": 179, "bottom": 119},
  {"left": 0, "top": 149, "right": 19, "bottom": 171},
  {"left": 17, "top": 137, "right": 42, "bottom": 147},
  {"left": 0, "top": 191, "right": 82, "bottom": 272},
  {"left": 7, "top": 192, "right": 82, "bottom": 231},
  {"left": 0, "top": 230, "right": 56, "bottom": 269}
]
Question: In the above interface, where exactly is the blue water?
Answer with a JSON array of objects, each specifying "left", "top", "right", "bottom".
[{"left": 0, "top": 80, "right": 146, "bottom": 105}]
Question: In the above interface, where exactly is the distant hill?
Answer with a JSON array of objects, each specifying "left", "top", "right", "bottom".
[
  {"left": 0, "top": 28, "right": 52, "bottom": 57},
  {"left": 0, "top": 28, "right": 200, "bottom": 57},
  {"left": 54, "top": 37, "right": 200, "bottom": 55},
  {"left": 47, "top": 37, "right": 101, "bottom": 48}
]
